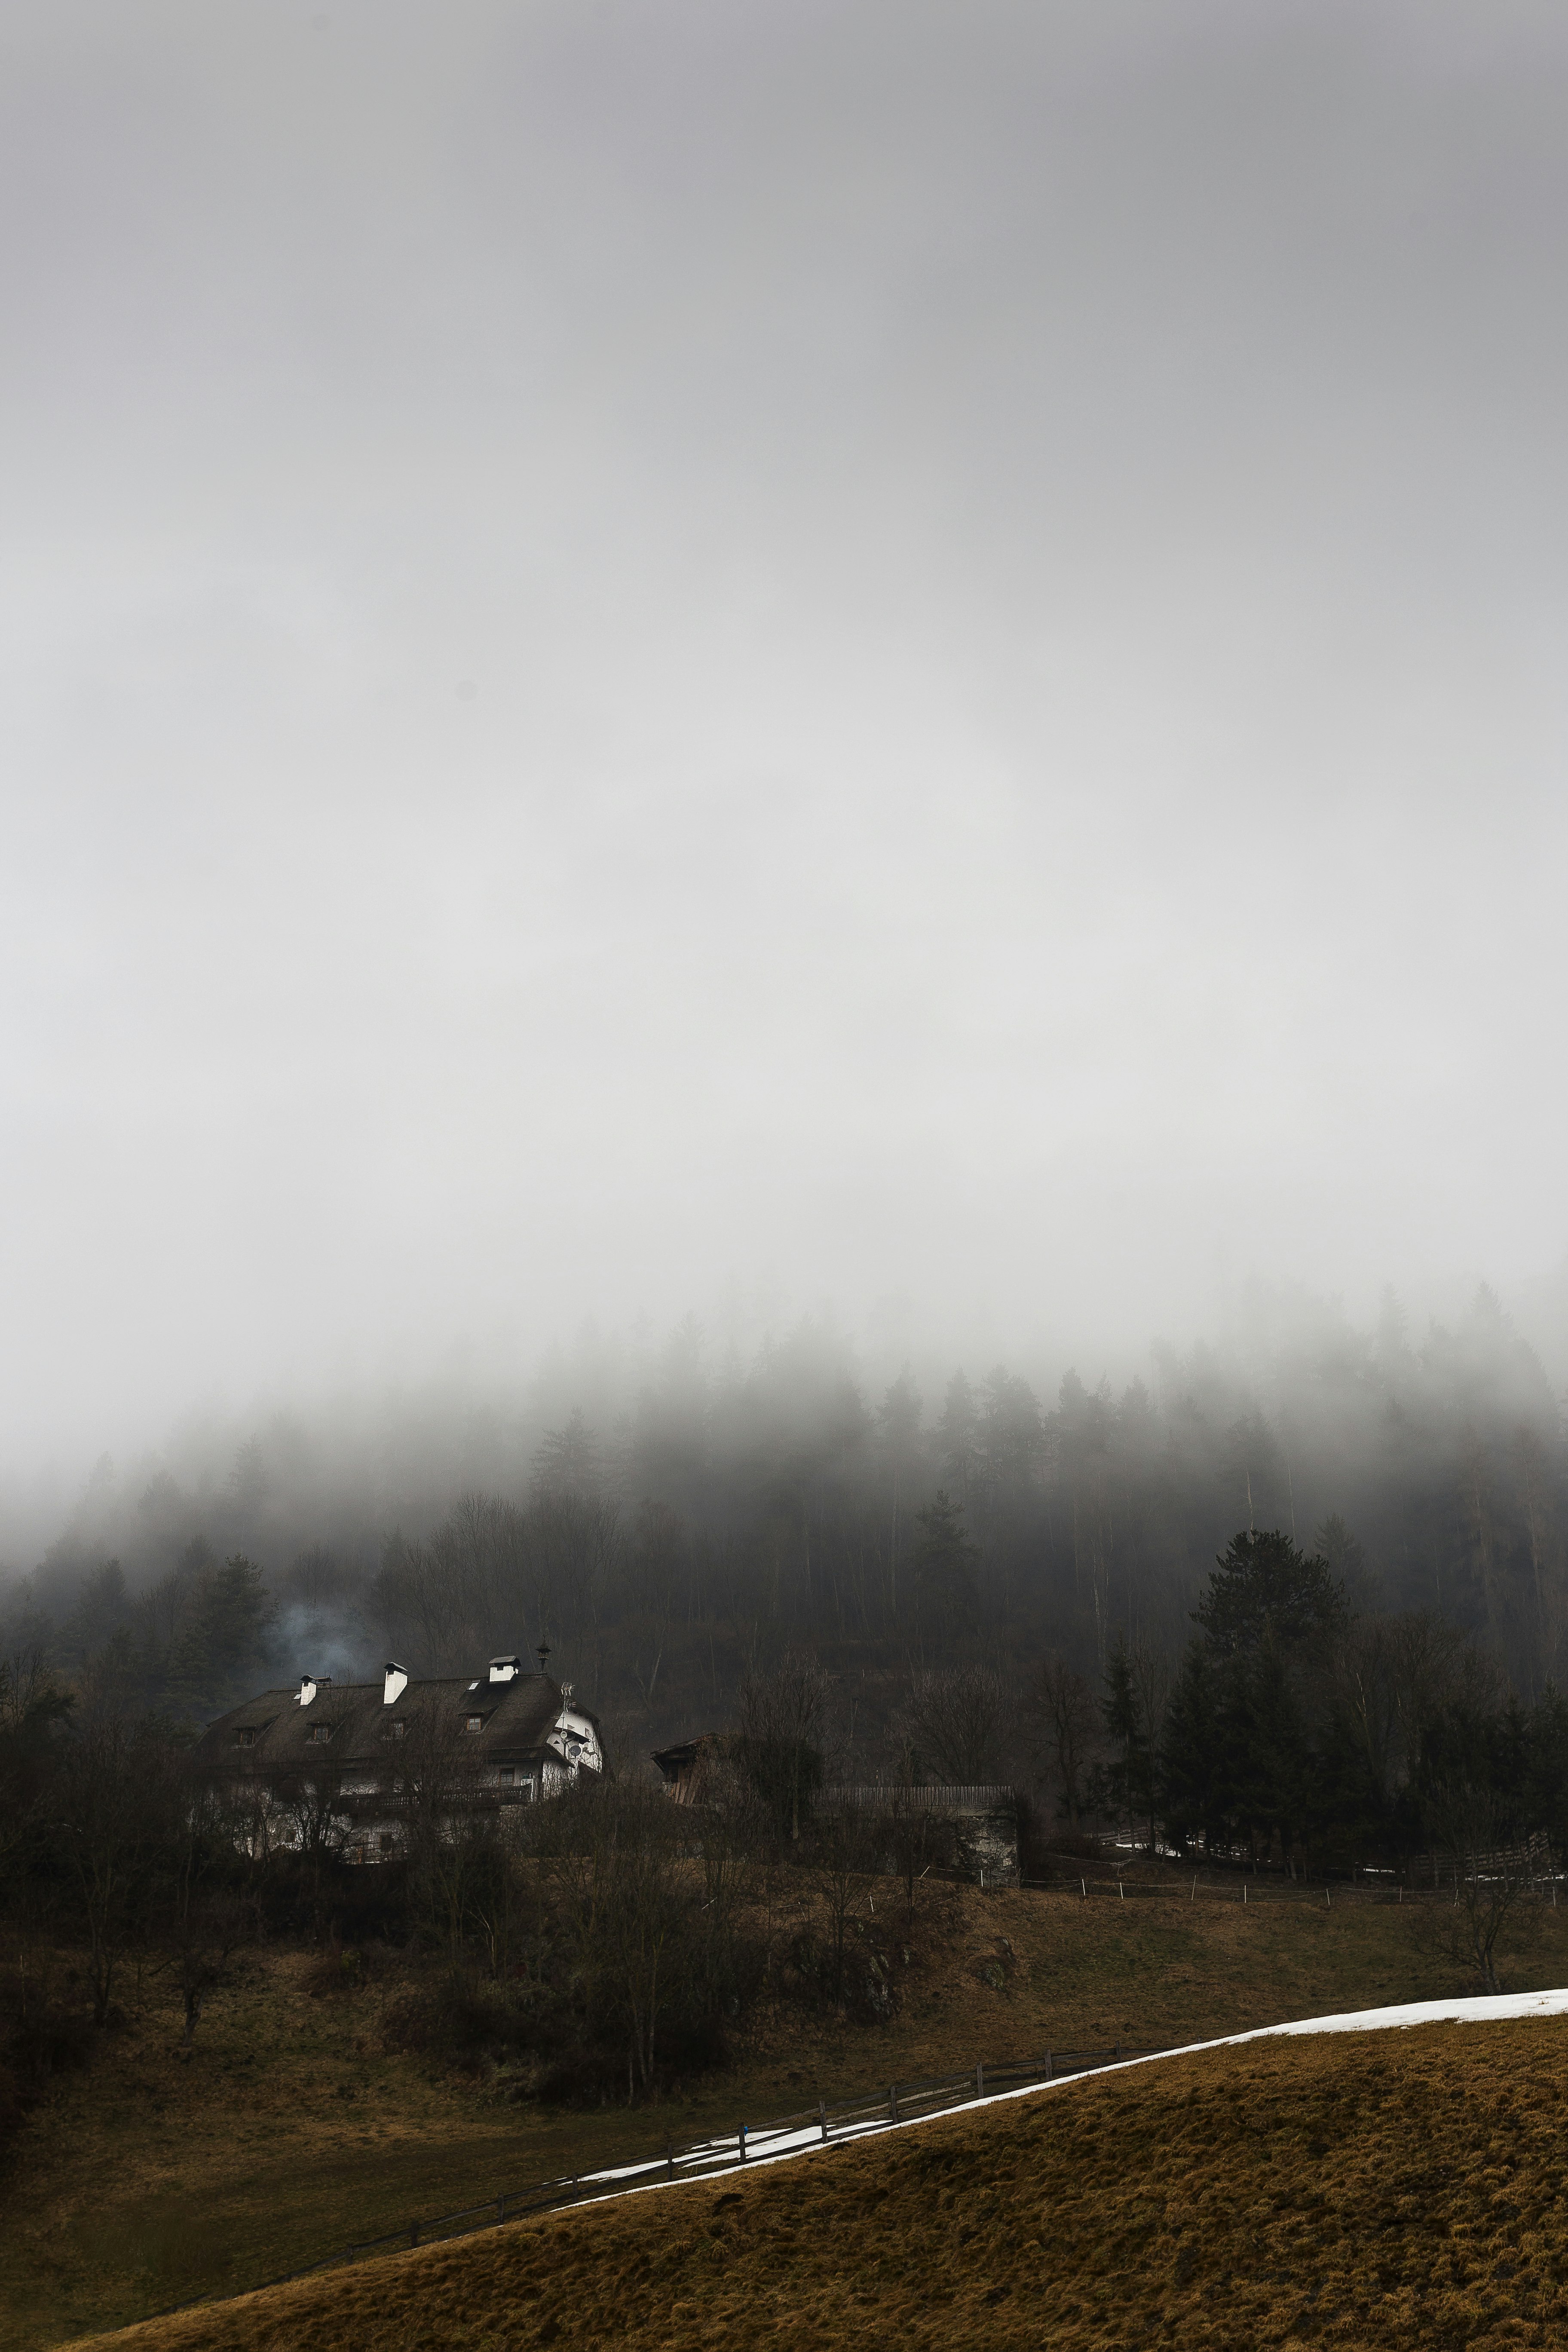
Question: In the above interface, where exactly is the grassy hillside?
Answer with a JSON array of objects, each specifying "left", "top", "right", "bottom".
[
  {"left": 7, "top": 1874, "right": 1568, "bottom": 2350},
  {"left": 60, "top": 2013, "right": 1568, "bottom": 2352}
]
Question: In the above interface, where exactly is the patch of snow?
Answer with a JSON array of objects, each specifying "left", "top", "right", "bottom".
[{"left": 564, "top": 1988, "right": 1568, "bottom": 2211}]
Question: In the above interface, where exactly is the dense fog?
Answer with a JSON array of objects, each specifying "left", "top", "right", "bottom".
[
  {"left": 6, "top": 3, "right": 1568, "bottom": 1472},
  {"left": 4, "top": 1283, "right": 1562, "bottom": 1783}
]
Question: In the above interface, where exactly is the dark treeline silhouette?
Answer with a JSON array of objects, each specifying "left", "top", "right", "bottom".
[{"left": 2, "top": 1284, "right": 1564, "bottom": 1803}]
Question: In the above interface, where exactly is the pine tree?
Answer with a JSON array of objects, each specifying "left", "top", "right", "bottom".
[
  {"left": 935, "top": 1375, "right": 980, "bottom": 1507},
  {"left": 1099, "top": 1632, "right": 1152, "bottom": 1845},
  {"left": 168, "top": 1555, "right": 276, "bottom": 1715},
  {"left": 911, "top": 1491, "right": 979, "bottom": 1635},
  {"left": 1194, "top": 1530, "right": 1347, "bottom": 1656},
  {"left": 1159, "top": 1641, "right": 1219, "bottom": 1853}
]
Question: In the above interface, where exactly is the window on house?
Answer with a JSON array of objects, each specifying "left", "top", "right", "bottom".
[
  {"left": 466, "top": 1714, "right": 483, "bottom": 1732},
  {"left": 498, "top": 1766, "right": 514, "bottom": 1785},
  {"left": 309, "top": 1724, "right": 332, "bottom": 1743},
  {"left": 237, "top": 1728, "right": 257, "bottom": 1747},
  {"left": 389, "top": 1721, "right": 406, "bottom": 1740}
]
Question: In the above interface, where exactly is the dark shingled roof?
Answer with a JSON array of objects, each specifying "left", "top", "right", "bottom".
[{"left": 194, "top": 1671, "right": 597, "bottom": 1774}]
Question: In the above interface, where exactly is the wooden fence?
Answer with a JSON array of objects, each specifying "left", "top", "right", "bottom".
[
  {"left": 140, "top": 2042, "right": 1156, "bottom": 2326},
  {"left": 1020, "top": 1844, "right": 1563, "bottom": 1903}
]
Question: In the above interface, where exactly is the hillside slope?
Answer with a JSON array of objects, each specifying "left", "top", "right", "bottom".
[{"left": 65, "top": 2009, "right": 1568, "bottom": 2351}]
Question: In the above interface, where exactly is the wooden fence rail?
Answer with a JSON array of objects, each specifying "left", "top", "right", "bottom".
[
  {"left": 1020, "top": 1871, "right": 1562, "bottom": 1905},
  {"left": 137, "top": 2043, "right": 1157, "bottom": 2329}
]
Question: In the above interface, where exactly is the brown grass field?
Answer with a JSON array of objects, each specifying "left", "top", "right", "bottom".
[
  {"left": 57, "top": 2015, "right": 1568, "bottom": 2352},
  {"left": 6, "top": 1874, "right": 1568, "bottom": 2350}
]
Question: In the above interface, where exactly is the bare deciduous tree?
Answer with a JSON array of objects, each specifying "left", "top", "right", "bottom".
[
  {"left": 533, "top": 1779, "right": 695, "bottom": 2100},
  {"left": 897, "top": 1664, "right": 1016, "bottom": 1785},
  {"left": 390, "top": 1695, "right": 487, "bottom": 1958},
  {"left": 56, "top": 1696, "right": 178, "bottom": 2025},
  {"left": 738, "top": 1651, "right": 830, "bottom": 1841},
  {"left": 1030, "top": 1654, "right": 1099, "bottom": 1829},
  {"left": 811, "top": 1801, "right": 878, "bottom": 2003},
  {"left": 160, "top": 1771, "right": 253, "bottom": 2049},
  {"left": 1424, "top": 1783, "right": 1529, "bottom": 1994}
]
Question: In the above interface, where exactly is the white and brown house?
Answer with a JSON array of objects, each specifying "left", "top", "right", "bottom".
[{"left": 196, "top": 1653, "right": 603, "bottom": 1863}]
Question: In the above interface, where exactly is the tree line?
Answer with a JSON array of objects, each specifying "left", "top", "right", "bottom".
[{"left": 1, "top": 1285, "right": 1563, "bottom": 1793}]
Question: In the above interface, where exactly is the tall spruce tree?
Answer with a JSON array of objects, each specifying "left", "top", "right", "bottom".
[
  {"left": 1099, "top": 1632, "right": 1155, "bottom": 1848},
  {"left": 1194, "top": 1529, "right": 1347, "bottom": 1656}
]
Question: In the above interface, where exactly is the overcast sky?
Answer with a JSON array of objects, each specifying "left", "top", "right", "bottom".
[{"left": 3, "top": 0, "right": 1567, "bottom": 1476}]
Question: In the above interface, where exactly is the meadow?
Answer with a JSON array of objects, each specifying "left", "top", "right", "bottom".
[
  {"left": 68, "top": 2011, "right": 1568, "bottom": 2352},
  {"left": 7, "top": 1868, "right": 1567, "bottom": 2349}
]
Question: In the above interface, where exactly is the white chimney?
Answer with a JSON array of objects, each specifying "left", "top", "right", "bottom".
[
  {"left": 298, "top": 1674, "right": 318, "bottom": 1707},
  {"left": 488, "top": 1656, "right": 522, "bottom": 1684},
  {"left": 383, "top": 1662, "right": 409, "bottom": 1706}
]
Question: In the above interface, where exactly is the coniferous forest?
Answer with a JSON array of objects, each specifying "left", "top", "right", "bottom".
[{"left": 4, "top": 1283, "right": 1567, "bottom": 1876}]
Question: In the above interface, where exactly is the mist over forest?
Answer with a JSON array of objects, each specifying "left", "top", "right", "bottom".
[{"left": 6, "top": 1278, "right": 1563, "bottom": 1792}]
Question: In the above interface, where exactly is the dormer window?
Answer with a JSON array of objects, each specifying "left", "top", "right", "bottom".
[
  {"left": 237, "top": 1727, "right": 257, "bottom": 1748},
  {"left": 389, "top": 1721, "right": 406, "bottom": 1741},
  {"left": 465, "top": 1714, "right": 484, "bottom": 1733},
  {"left": 309, "top": 1724, "right": 332, "bottom": 1744}
]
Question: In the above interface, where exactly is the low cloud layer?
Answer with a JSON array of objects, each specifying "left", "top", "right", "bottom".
[{"left": 3, "top": 2, "right": 1565, "bottom": 1478}]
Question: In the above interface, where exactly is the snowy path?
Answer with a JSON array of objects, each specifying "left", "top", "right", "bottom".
[{"left": 565, "top": 1988, "right": 1568, "bottom": 2210}]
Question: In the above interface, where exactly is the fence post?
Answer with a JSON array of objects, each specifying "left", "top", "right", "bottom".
[
  {"left": 889, "top": 2084, "right": 900, "bottom": 2124},
  {"left": 1118, "top": 1881, "right": 1124, "bottom": 1901},
  {"left": 1191, "top": 1874, "right": 1197, "bottom": 1901},
  {"left": 1045, "top": 2049, "right": 1053, "bottom": 2080},
  {"left": 1243, "top": 1882, "right": 1247, "bottom": 1905},
  {"left": 1081, "top": 1878, "right": 1087, "bottom": 1901},
  {"left": 666, "top": 2138, "right": 675, "bottom": 2182},
  {"left": 975, "top": 2062, "right": 985, "bottom": 2098},
  {"left": 739, "top": 2126, "right": 748, "bottom": 2162},
  {"left": 819, "top": 2097, "right": 828, "bottom": 2144}
]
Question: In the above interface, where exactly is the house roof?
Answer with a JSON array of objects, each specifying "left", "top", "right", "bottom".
[
  {"left": 195, "top": 1671, "right": 599, "bottom": 1776},
  {"left": 651, "top": 1733, "right": 726, "bottom": 1773}
]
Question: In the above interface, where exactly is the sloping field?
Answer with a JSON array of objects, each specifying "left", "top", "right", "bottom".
[
  {"left": 64, "top": 2003, "right": 1568, "bottom": 2352},
  {"left": 9, "top": 1882, "right": 1567, "bottom": 2349}
]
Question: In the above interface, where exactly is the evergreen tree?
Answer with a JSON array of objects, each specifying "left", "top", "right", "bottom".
[
  {"left": 1159, "top": 1640, "right": 1220, "bottom": 1852},
  {"left": 876, "top": 1371, "right": 924, "bottom": 1623},
  {"left": 168, "top": 1555, "right": 276, "bottom": 1715},
  {"left": 1523, "top": 1686, "right": 1568, "bottom": 1850},
  {"left": 935, "top": 1375, "right": 980, "bottom": 1506},
  {"left": 977, "top": 1369, "right": 1044, "bottom": 1492},
  {"left": 1194, "top": 1529, "right": 1347, "bottom": 1657},
  {"left": 1242, "top": 1636, "right": 1313, "bottom": 1863},
  {"left": 58, "top": 1559, "right": 132, "bottom": 1671},
  {"left": 911, "top": 1491, "right": 979, "bottom": 1635},
  {"left": 1098, "top": 1632, "right": 1154, "bottom": 1846}
]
